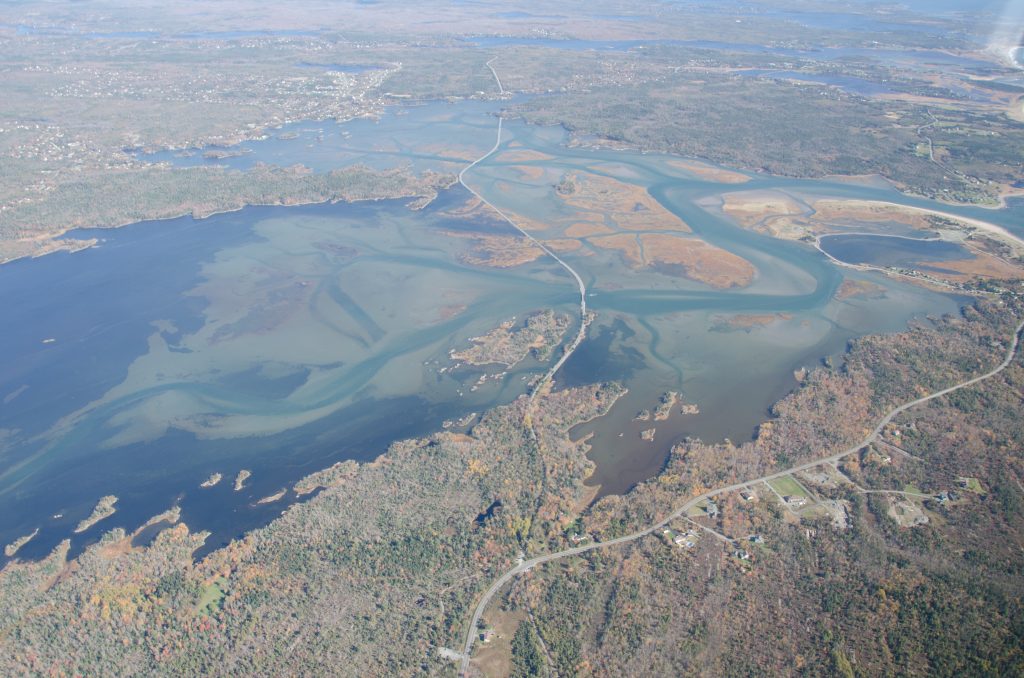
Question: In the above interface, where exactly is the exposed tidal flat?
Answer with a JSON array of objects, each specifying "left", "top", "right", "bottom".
[{"left": 0, "top": 98, "right": 994, "bottom": 562}]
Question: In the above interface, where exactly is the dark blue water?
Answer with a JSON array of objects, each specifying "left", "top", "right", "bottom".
[{"left": 0, "top": 215, "right": 248, "bottom": 445}]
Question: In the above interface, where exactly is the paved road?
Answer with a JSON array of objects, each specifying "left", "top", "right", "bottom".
[
  {"left": 454, "top": 57, "right": 592, "bottom": 675},
  {"left": 459, "top": 316, "right": 1024, "bottom": 675}
]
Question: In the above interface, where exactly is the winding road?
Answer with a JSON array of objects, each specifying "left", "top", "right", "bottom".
[{"left": 459, "top": 316, "right": 1024, "bottom": 675}]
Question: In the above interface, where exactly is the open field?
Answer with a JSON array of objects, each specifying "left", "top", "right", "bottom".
[
  {"left": 590, "top": 233, "right": 645, "bottom": 267},
  {"left": 494, "top": 149, "right": 556, "bottom": 163},
  {"left": 588, "top": 232, "right": 755, "bottom": 288},
  {"left": 509, "top": 165, "right": 547, "bottom": 181},
  {"left": 813, "top": 199, "right": 1024, "bottom": 251},
  {"left": 835, "top": 278, "right": 888, "bottom": 300},
  {"left": 919, "top": 252, "right": 1024, "bottom": 283},
  {"left": 810, "top": 199, "right": 938, "bottom": 231},
  {"left": 443, "top": 231, "right": 546, "bottom": 268},
  {"left": 767, "top": 475, "right": 809, "bottom": 500},
  {"left": 564, "top": 221, "right": 615, "bottom": 238}
]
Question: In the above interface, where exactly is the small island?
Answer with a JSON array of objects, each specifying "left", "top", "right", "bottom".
[
  {"left": 73, "top": 495, "right": 117, "bottom": 533},
  {"left": 653, "top": 392, "right": 679, "bottom": 421},
  {"left": 233, "top": 470, "right": 252, "bottom": 491},
  {"left": 640, "top": 428, "right": 656, "bottom": 442},
  {"left": 450, "top": 310, "right": 570, "bottom": 367},
  {"left": 203, "top": 148, "right": 250, "bottom": 160},
  {"left": 257, "top": 489, "right": 287, "bottom": 505},
  {"left": 200, "top": 473, "right": 223, "bottom": 488}
]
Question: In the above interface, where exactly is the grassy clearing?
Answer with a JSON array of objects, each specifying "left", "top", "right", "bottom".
[
  {"left": 197, "top": 577, "right": 227, "bottom": 616},
  {"left": 687, "top": 502, "right": 708, "bottom": 517},
  {"left": 473, "top": 606, "right": 526, "bottom": 678},
  {"left": 768, "top": 475, "right": 808, "bottom": 499},
  {"left": 961, "top": 477, "right": 985, "bottom": 494},
  {"left": 797, "top": 504, "right": 831, "bottom": 520}
]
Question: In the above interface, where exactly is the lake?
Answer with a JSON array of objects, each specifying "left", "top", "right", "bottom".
[{"left": 0, "top": 194, "right": 580, "bottom": 561}]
